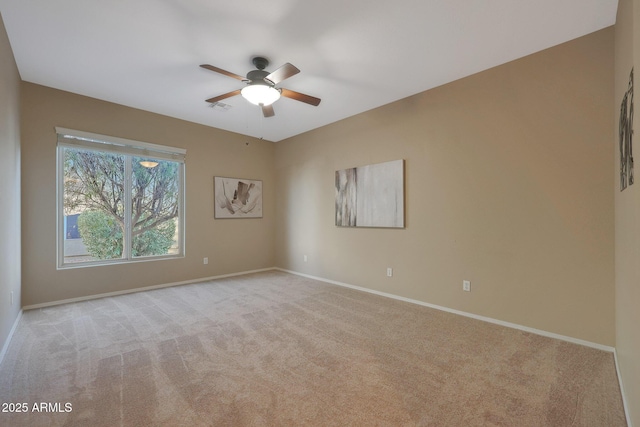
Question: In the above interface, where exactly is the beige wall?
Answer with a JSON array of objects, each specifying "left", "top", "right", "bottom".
[
  {"left": 615, "top": 0, "right": 640, "bottom": 424},
  {"left": 0, "top": 12, "right": 21, "bottom": 357},
  {"left": 21, "top": 83, "right": 275, "bottom": 306},
  {"left": 275, "top": 28, "right": 615, "bottom": 346}
]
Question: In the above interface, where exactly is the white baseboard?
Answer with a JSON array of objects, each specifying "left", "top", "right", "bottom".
[
  {"left": 275, "top": 268, "right": 615, "bottom": 353},
  {"left": 613, "top": 349, "right": 633, "bottom": 427},
  {"left": 22, "top": 267, "right": 276, "bottom": 311},
  {"left": 0, "top": 309, "right": 23, "bottom": 367}
]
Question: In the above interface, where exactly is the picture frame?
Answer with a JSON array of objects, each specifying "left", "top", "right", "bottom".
[
  {"left": 214, "top": 176, "right": 263, "bottom": 219},
  {"left": 335, "top": 159, "right": 404, "bottom": 228}
]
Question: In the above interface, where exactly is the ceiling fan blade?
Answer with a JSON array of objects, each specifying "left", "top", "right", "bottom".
[
  {"left": 261, "top": 104, "right": 275, "bottom": 118},
  {"left": 205, "top": 89, "right": 241, "bottom": 103},
  {"left": 281, "top": 88, "right": 321, "bottom": 106},
  {"left": 265, "top": 63, "right": 300, "bottom": 85},
  {"left": 200, "top": 64, "right": 246, "bottom": 81}
]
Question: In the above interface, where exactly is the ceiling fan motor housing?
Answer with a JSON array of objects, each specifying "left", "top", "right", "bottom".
[{"left": 246, "top": 69, "right": 270, "bottom": 85}]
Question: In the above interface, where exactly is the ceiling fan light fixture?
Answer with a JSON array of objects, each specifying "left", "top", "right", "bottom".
[
  {"left": 139, "top": 160, "right": 159, "bottom": 168},
  {"left": 241, "top": 84, "right": 281, "bottom": 106},
  {"left": 201, "top": 58, "right": 320, "bottom": 118}
]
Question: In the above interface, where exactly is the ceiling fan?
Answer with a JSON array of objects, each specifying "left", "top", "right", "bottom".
[{"left": 200, "top": 56, "right": 321, "bottom": 118}]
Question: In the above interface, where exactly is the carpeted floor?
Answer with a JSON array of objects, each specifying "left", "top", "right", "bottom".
[{"left": 0, "top": 271, "right": 627, "bottom": 426}]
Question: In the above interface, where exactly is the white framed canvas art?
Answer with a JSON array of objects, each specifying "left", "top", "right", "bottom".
[
  {"left": 335, "top": 159, "right": 404, "bottom": 228},
  {"left": 214, "top": 176, "right": 263, "bottom": 219}
]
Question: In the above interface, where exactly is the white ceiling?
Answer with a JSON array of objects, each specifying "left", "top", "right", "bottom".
[{"left": 0, "top": 0, "right": 618, "bottom": 142}]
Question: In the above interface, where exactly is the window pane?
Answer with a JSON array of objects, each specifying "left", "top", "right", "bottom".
[
  {"left": 63, "top": 147, "right": 125, "bottom": 263},
  {"left": 131, "top": 157, "right": 181, "bottom": 258},
  {"left": 58, "top": 130, "right": 185, "bottom": 268}
]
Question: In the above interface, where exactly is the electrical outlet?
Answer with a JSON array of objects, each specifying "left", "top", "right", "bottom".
[
  {"left": 203, "top": 257, "right": 209, "bottom": 265},
  {"left": 387, "top": 268, "right": 393, "bottom": 277},
  {"left": 304, "top": 255, "right": 308, "bottom": 262},
  {"left": 463, "top": 280, "right": 471, "bottom": 292}
]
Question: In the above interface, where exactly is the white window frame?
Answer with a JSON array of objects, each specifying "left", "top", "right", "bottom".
[{"left": 56, "top": 127, "right": 186, "bottom": 269}]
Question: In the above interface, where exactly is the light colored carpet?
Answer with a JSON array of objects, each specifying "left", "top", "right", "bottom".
[{"left": 0, "top": 271, "right": 626, "bottom": 426}]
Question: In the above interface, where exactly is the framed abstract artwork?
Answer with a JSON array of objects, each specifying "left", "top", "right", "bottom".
[
  {"left": 620, "top": 68, "right": 634, "bottom": 191},
  {"left": 214, "top": 176, "right": 263, "bottom": 219},
  {"left": 335, "top": 159, "right": 404, "bottom": 228}
]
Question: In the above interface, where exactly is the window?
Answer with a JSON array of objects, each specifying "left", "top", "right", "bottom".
[{"left": 57, "top": 128, "right": 185, "bottom": 268}]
